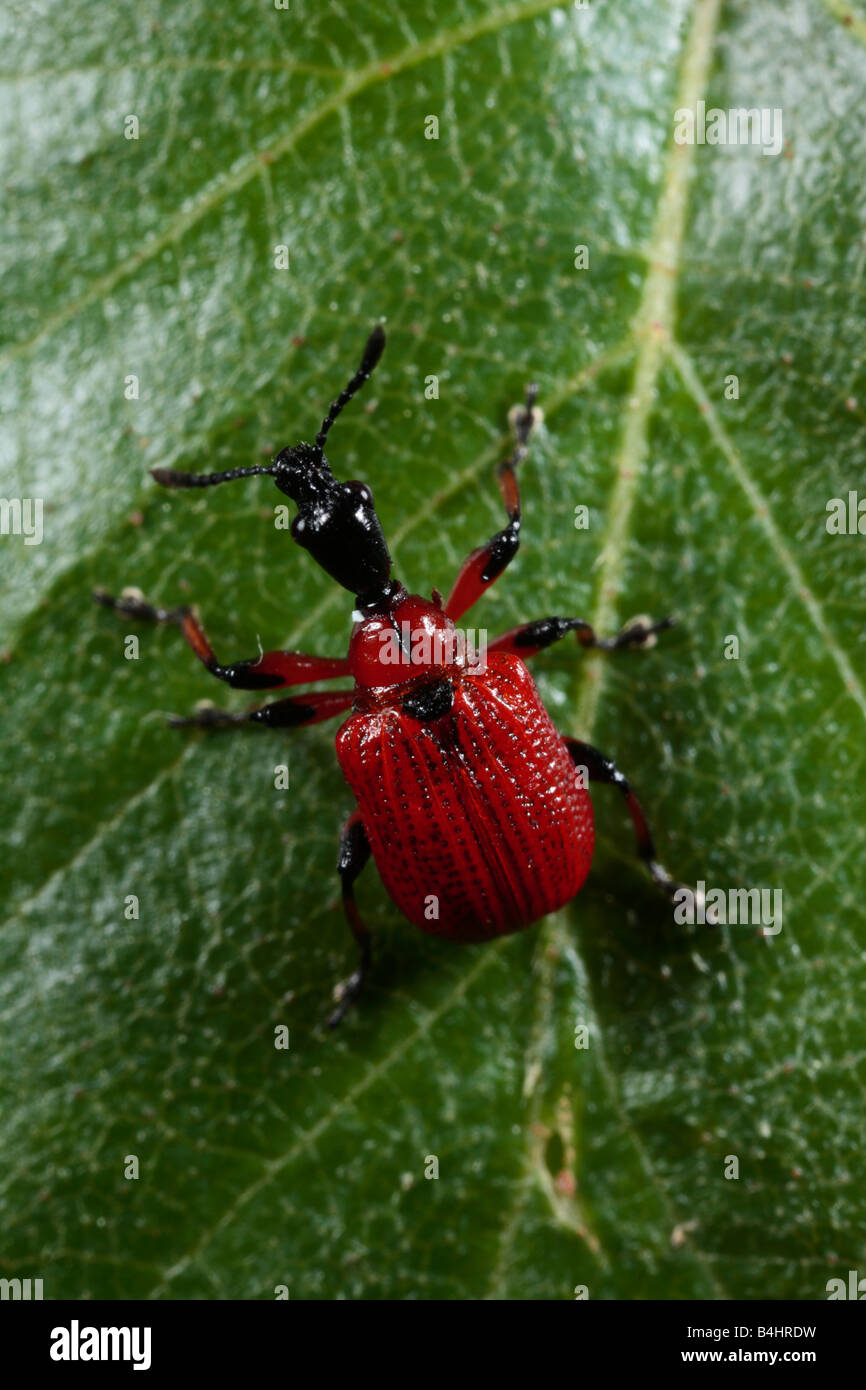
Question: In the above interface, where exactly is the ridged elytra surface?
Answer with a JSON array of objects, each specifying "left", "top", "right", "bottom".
[{"left": 337, "top": 653, "right": 593, "bottom": 940}]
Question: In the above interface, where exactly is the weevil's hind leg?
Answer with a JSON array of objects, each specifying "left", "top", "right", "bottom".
[
  {"left": 489, "top": 613, "right": 675, "bottom": 660},
  {"left": 93, "top": 588, "right": 350, "bottom": 690},
  {"left": 444, "top": 385, "right": 539, "bottom": 621},
  {"left": 327, "top": 812, "right": 373, "bottom": 1028},
  {"left": 168, "top": 689, "right": 355, "bottom": 731},
  {"left": 564, "top": 738, "right": 686, "bottom": 904}
]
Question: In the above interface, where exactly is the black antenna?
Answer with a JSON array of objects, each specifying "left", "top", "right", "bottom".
[
  {"left": 151, "top": 464, "right": 276, "bottom": 489},
  {"left": 314, "top": 324, "right": 386, "bottom": 454},
  {"left": 150, "top": 325, "right": 386, "bottom": 490}
]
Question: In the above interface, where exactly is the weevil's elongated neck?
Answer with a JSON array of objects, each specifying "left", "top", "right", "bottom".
[{"left": 272, "top": 444, "right": 393, "bottom": 598}]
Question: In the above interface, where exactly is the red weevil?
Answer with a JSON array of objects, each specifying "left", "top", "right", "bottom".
[{"left": 96, "top": 326, "right": 686, "bottom": 1024}]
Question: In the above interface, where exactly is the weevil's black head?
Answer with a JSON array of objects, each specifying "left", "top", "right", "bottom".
[
  {"left": 150, "top": 324, "right": 395, "bottom": 607},
  {"left": 271, "top": 442, "right": 392, "bottom": 603}
]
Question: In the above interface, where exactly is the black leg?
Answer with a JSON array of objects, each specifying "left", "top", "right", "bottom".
[
  {"left": 167, "top": 689, "right": 354, "bottom": 731},
  {"left": 565, "top": 738, "right": 684, "bottom": 902},
  {"left": 490, "top": 613, "right": 674, "bottom": 660},
  {"left": 327, "top": 812, "right": 373, "bottom": 1028}
]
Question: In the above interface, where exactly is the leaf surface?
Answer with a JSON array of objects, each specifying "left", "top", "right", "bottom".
[{"left": 2, "top": 0, "right": 865, "bottom": 1299}]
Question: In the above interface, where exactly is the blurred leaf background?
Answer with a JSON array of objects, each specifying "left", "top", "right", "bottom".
[{"left": 1, "top": 0, "right": 865, "bottom": 1299}]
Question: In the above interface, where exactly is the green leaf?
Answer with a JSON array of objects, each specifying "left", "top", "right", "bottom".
[{"left": 2, "top": 0, "right": 865, "bottom": 1300}]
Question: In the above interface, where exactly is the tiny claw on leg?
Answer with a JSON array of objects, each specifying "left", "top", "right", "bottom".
[
  {"left": 327, "top": 969, "right": 365, "bottom": 1028},
  {"left": 583, "top": 614, "right": 676, "bottom": 652},
  {"left": 617, "top": 614, "right": 675, "bottom": 649},
  {"left": 647, "top": 858, "right": 686, "bottom": 902},
  {"left": 93, "top": 586, "right": 189, "bottom": 625},
  {"left": 653, "top": 867, "right": 720, "bottom": 925},
  {"left": 167, "top": 700, "right": 247, "bottom": 730}
]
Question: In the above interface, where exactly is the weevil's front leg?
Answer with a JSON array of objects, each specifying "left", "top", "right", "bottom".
[
  {"left": 327, "top": 812, "right": 373, "bottom": 1028},
  {"left": 445, "top": 386, "right": 539, "bottom": 621},
  {"left": 168, "top": 689, "right": 355, "bottom": 730},
  {"left": 94, "top": 588, "right": 350, "bottom": 689},
  {"left": 564, "top": 738, "right": 684, "bottom": 903},
  {"left": 490, "top": 614, "right": 674, "bottom": 660}
]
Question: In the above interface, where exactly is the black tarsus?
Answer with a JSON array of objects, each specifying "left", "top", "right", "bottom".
[
  {"left": 480, "top": 383, "right": 538, "bottom": 583},
  {"left": 512, "top": 614, "right": 675, "bottom": 653},
  {"left": 328, "top": 816, "right": 374, "bottom": 1028},
  {"left": 565, "top": 738, "right": 684, "bottom": 902}
]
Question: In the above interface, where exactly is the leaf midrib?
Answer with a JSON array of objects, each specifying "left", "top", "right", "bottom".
[{"left": 492, "top": 0, "right": 728, "bottom": 1302}]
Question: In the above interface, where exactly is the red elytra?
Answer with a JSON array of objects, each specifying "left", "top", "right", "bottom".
[
  {"left": 339, "top": 624, "right": 594, "bottom": 943},
  {"left": 96, "top": 326, "right": 682, "bottom": 1025}
]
